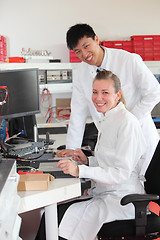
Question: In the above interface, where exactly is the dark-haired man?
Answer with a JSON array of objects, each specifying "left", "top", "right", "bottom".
[{"left": 57, "top": 23, "right": 160, "bottom": 177}]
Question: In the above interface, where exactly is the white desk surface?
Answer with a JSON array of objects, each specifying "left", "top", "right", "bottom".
[
  {"left": 17, "top": 130, "right": 82, "bottom": 239},
  {"left": 18, "top": 178, "right": 81, "bottom": 214}
]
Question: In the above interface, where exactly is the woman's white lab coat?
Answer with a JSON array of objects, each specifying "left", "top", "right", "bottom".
[
  {"left": 59, "top": 103, "right": 147, "bottom": 240},
  {"left": 66, "top": 47, "right": 160, "bottom": 175}
]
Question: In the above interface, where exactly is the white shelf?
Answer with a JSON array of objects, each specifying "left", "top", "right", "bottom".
[
  {"left": 0, "top": 62, "right": 79, "bottom": 70},
  {"left": 24, "top": 56, "right": 54, "bottom": 63}
]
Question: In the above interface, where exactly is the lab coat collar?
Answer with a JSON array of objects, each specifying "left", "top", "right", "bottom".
[
  {"left": 98, "top": 46, "right": 108, "bottom": 70},
  {"left": 96, "top": 102, "right": 124, "bottom": 131},
  {"left": 100, "top": 102, "right": 125, "bottom": 121},
  {"left": 88, "top": 46, "right": 108, "bottom": 75}
]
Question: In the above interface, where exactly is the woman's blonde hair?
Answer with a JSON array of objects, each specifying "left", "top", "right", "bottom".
[{"left": 94, "top": 70, "right": 126, "bottom": 106}]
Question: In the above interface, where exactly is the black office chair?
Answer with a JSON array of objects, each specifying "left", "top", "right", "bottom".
[{"left": 97, "top": 141, "right": 160, "bottom": 240}]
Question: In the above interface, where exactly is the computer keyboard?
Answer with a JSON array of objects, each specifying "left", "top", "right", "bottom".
[
  {"left": 6, "top": 145, "right": 36, "bottom": 158},
  {"left": 43, "top": 170, "right": 74, "bottom": 178},
  {"left": 5, "top": 143, "right": 48, "bottom": 159}
]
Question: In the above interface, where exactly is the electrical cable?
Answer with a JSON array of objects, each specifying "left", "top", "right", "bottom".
[{"left": 41, "top": 87, "right": 56, "bottom": 123}]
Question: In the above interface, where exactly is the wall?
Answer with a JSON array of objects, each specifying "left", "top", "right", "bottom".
[{"left": 0, "top": 0, "right": 160, "bottom": 62}]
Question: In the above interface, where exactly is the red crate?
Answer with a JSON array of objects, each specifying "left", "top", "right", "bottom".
[
  {"left": 0, "top": 35, "right": 4, "bottom": 41},
  {"left": 131, "top": 35, "right": 160, "bottom": 41},
  {"left": 131, "top": 35, "right": 160, "bottom": 60},
  {"left": 154, "top": 56, "right": 160, "bottom": 60},
  {"left": 0, "top": 36, "right": 7, "bottom": 44},
  {"left": 3, "top": 37, "right": 7, "bottom": 44},
  {"left": 0, "top": 41, "right": 3, "bottom": 48},
  {"left": 3, "top": 56, "right": 7, "bottom": 62},
  {"left": 0, "top": 55, "right": 4, "bottom": 62},
  {"left": 102, "top": 40, "right": 133, "bottom": 53},
  {"left": 154, "top": 50, "right": 160, "bottom": 56},
  {"left": 0, "top": 36, "right": 7, "bottom": 62},
  {"left": 132, "top": 35, "right": 160, "bottom": 48},
  {"left": 0, "top": 48, "right": 3, "bottom": 55},
  {"left": 102, "top": 41, "right": 113, "bottom": 47},
  {"left": 102, "top": 40, "right": 132, "bottom": 47},
  {"left": 8, "top": 57, "right": 25, "bottom": 63},
  {"left": 144, "top": 56, "right": 154, "bottom": 61},
  {"left": 70, "top": 50, "right": 81, "bottom": 63}
]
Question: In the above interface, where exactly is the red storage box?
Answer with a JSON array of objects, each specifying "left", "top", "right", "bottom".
[
  {"left": 0, "top": 35, "right": 7, "bottom": 62},
  {"left": 154, "top": 56, "right": 160, "bottom": 60},
  {"left": 0, "top": 55, "right": 4, "bottom": 61},
  {"left": 102, "top": 40, "right": 133, "bottom": 53},
  {"left": 0, "top": 41, "right": 3, "bottom": 48},
  {"left": 8, "top": 57, "right": 25, "bottom": 63},
  {"left": 102, "top": 41, "right": 114, "bottom": 47},
  {"left": 132, "top": 35, "right": 160, "bottom": 53},
  {"left": 131, "top": 35, "right": 160, "bottom": 44},
  {"left": 131, "top": 35, "right": 160, "bottom": 60},
  {"left": 70, "top": 50, "right": 81, "bottom": 63}
]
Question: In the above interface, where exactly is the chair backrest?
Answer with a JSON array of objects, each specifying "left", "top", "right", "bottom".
[{"left": 144, "top": 140, "right": 160, "bottom": 204}]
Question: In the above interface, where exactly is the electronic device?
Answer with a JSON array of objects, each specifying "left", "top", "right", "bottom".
[
  {"left": 0, "top": 68, "right": 40, "bottom": 119},
  {"left": 0, "top": 68, "right": 42, "bottom": 158},
  {"left": 47, "top": 69, "right": 72, "bottom": 83},
  {"left": 0, "top": 68, "right": 40, "bottom": 140},
  {"left": 4, "top": 140, "right": 50, "bottom": 158},
  {"left": 39, "top": 70, "right": 47, "bottom": 84},
  {"left": 8, "top": 115, "right": 37, "bottom": 141}
]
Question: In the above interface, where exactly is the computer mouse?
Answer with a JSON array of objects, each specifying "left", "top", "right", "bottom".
[{"left": 57, "top": 145, "right": 66, "bottom": 150}]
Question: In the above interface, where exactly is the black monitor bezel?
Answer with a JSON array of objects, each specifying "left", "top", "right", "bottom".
[{"left": 0, "top": 68, "right": 40, "bottom": 120}]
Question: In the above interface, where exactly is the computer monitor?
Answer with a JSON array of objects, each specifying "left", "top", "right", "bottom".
[
  {"left": 0, "top": 68, "right": 40, "bottom": 119},
  {"left": 0, "top": 68, "right": 40, "bottom": 141}
]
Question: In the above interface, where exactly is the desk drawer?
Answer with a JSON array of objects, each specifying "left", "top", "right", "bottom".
[{"left": 0, "top": 161, "right": 21, "bottom": 239}]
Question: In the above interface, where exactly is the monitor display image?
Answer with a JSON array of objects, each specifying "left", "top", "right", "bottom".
[{"left": 0, "top": 68, "right": 40, "bottom": 119}]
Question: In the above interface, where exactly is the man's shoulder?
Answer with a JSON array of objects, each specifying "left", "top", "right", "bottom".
[
  {"left": 106, "top": 47, "right": 142, "bottom": 61},
  {"left": 74, "top": 61, "right": 94, "bottom": 77},
  {"left": 76, "top": 61, "right": 90, "bottom": 71}
]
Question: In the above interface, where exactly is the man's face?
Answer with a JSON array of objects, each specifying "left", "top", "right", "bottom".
[{"left": 73, "top": 36, "right": 104, "bottom": 67}]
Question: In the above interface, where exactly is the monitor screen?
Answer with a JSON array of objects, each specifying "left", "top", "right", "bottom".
[{"left": 0, "top": 68, "right": 40, "bottom": 119}]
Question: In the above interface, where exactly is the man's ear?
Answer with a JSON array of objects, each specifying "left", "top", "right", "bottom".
[{"left": 95, "top": 35, "right": 100, "bottom": 45}]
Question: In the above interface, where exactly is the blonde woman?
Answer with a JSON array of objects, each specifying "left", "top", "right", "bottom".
[{"left": 57, "top": 70, "right": 147, "bottom": 240}]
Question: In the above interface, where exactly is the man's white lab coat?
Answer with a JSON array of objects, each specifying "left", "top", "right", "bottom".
[
  {"left": 59, "top": 103, "right": 147, "bottom": 240},
  {"left": 66, "top": 47, "right": 160, "bottom": 175}
]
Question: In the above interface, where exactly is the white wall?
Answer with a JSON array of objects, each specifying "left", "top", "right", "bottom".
[{"left": 1, "top": 0, "right": 160, "bottom": 62}]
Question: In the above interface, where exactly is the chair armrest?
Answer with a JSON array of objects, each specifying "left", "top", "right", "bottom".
[
  {"left": 121, "top": 194, "right": 159, "bottom": 206},
  {"left": 120, "top": 193, "right": 159, "bottom": 236}
]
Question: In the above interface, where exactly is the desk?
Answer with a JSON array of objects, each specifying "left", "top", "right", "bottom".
[
  {"left": 18, "top": 178, "right": 81, "bottom": 240},
  {"left": 0, "top": 160, "right": 21, "bottom": 240},
  {"left": 17, "top": 129, "right": 81, "bottom": 239}
]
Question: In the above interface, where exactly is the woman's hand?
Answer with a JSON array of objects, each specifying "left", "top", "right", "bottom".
[
  {"left": 56, "top": 149, "right": 74, "bottom": 157},
  {"left": 56, "top": 159, "right": 79, "bottom": 177},
  {"left": 73, "top": 149, "right": 88, "bottom": 165}
]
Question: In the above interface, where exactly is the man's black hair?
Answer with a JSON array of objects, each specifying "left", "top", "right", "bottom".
[{"left": 66, "top": 23, "right": 96, "bottom": 50}]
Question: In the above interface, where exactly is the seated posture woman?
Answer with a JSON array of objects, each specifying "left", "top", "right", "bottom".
[{"left": 56, "top": 70, "right": 147, "bottom": 240}]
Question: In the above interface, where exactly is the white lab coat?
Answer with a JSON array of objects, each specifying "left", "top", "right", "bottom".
[
  {"left": 66, "top": 47, "right": 160, "bottom": 175},
  {"left": 59, "top": 103, "right": 147, "bottom": 240}
]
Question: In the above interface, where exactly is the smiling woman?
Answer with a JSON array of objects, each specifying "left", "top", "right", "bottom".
[{"left": 58, "top": 69, "right": 147, "bottom": 240}]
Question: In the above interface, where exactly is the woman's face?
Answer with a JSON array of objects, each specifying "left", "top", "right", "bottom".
[{"left": 92, "top": 79, "right": 121, "bottom": 115}]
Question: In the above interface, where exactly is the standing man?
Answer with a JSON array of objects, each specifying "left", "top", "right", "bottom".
[{"left": 57, "top": 23, "right": 160, "bottom": 176}]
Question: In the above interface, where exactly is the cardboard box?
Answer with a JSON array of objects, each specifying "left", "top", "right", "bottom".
[
  {"left": 56, "top": 98, "right": 71, "bottom": 119},
  {"left": 17, "top": 173, "right": 54, "bottom": 191},
  {"left": 56, "top": 98, "right": 71, "bottom": 109}
]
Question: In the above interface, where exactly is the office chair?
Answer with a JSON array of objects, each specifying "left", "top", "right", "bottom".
[{"left": 97, "top": 140, "right": 160, "bottom": 240}]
